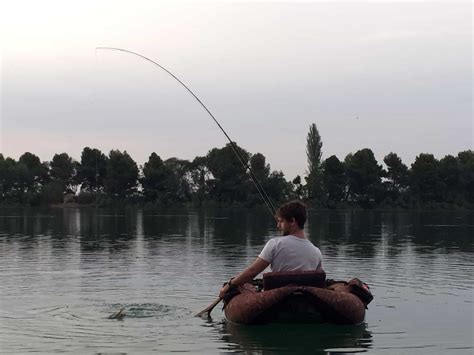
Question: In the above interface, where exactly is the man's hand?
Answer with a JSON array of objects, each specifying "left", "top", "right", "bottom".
[
  {"left": 219, "top": 283, "right": 231, "bottom": 299},
  {"left": 218, "top": 257, "right": 269, "bottom": 299}
]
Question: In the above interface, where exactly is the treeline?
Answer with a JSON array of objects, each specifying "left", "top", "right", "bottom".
[
  {"left": 0, "top": 124, "right": 472, "bottom": 209},
  {"left": 0, "top": 145, "right": 290, "bottom": 207},
  {"left": 304, "top": 124, "right": 473, "bottom": 209}
]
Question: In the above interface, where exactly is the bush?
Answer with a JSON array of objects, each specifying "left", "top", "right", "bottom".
[
  {"left": 40, "top": 182, "right": 64, "bottom": 204},
  {"left": 76, "top": 191, "right": 96, "bottom": 204}
]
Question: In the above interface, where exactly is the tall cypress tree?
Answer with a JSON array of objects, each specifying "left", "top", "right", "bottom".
[{"left": 306, "top": 123, "right": 323, "bottom": 200}]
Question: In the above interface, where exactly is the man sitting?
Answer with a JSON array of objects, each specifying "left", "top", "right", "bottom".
[{"left": 219, "top": 200, "right": 323, "bottom": 298}]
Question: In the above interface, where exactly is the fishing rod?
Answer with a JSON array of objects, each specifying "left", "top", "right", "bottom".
[{"left": 96, "top": 47, "right": 277, "bottom": 218}]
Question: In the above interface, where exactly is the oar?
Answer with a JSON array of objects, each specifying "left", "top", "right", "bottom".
[
  {"left": 194, "top": 297, "right": 222, "bottom": 318},
  {"left": 108, "top": 307, "right": 125, "bottom": 320}
]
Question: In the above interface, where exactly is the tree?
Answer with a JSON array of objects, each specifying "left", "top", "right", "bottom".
[
  {"left": 206, "top": 143, "right": 251, "bottom": 203},
  {"left": 291, "top": 175, "right": 304, "bottom": 199},
  {"left": 188, "top": 156, "right": 211, "bottom": 203},
  {"left": 104, "top": 150, "right": 139, "bottom": 198},
  {"left": 189, "top": 156, "right": 209, "bottom": 197},
  {"left": 266, "top": 170, "right": 292, "bottom": 203},
  {"left": 321, "top": 155, "right": 346, "bottom": 207},
  {"left": 50, "top": 153, "right": 77, "bottom": 193},
  {"left": 410, "top": 153, "right": 442, "bottom": 203},
  {"left": 457, "top": 150, "right": 474, "bottom": 204},
  {"left": 383, "top": 152, "right": 409, "bottom": 202},
  {"left": 0, "top": 155, "right": 17, "bottom": 201},
  {"left": 140, "top": 153, "right": 169, "bottom": 202},
  {"left": 438, "top": 155, "right": 460, "bottom": 203},
  {"left": 248, "top": 153, "right": 271, "bottom": 204},
  {"left": 40, "top": 180, "right": 65, "bottom": 204},
  {"left": 18, "top": 152, "right": 49, "bottom": 187},
  {"left": 345, "top": 149, "right": 383, "bottom": 206},
  {"left": 14, "top": 152, "right": 49, "bottom": 203},
  {"left": 76, "top": 147, "right": 107, "bottom": 192},
  {"left": 306, "top": 123, "right": 323, "bottom": 175},
  {"left": 306, "top": 123, "right": 323, "bottom": 200},
  {"left": 164, "top": 157, "right": 191, "bottom": 201},
  {"left": 250, "top": 153, "right": 270, "bottom": 183}
]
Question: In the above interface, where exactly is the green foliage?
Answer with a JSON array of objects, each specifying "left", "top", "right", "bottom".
[
  {"left": 163, "top": 157, "right": 191, "bottom": 202},
  {"left": 457, "top": 150, "right": 474, "bottom": 203},
  {"left": 0, "top": 152, "right": 49, "bottom": 204},
  {"left": 266, "top": 170, "right": 292, "bottom": 204},
  {"left": 75, "top": 191, "right": 97, "bottom": 204},
  {"left": 104, "top": 150, "right": 139, "bottom": 199},
  {"left": 306, "top": 123, "right": 323, "bottom": 200},
  {"left": 50, "top": 153, "right": 77, "bottom": 194},
  {"left": 188, "top": 156, "right": 210, "bottom": 203},
  {"left": 410, "top": 153, "right": 442, "bottom": 203},
  {"left": 345, "top": 149, "right": 383, "bottom": 207},
  {"left": 306, "top": 123, "right": 323, "bottom": 175},
  {"left": 250, "top": 153, "right": 270, "bottom": 183},
  {"left": 291, "top": 175, "right": 304, "bottom": 200},
  {"left": 206, "top": 143, "right": 251, "bottom": 203},
  {"left": 141, "top": 153, "right": 169, "bottom": 202},
  {"left": 18, "top": 152, "right": 49, "bottom": 193},
  {"left": 76, "top": 147, "right": 107, "bottom": 192},
  {"left": 438, "top": 155, "right": 460, "bottom": 203},
  {"left": 248, "top": 153, "right": 271, "bottom": 204},
  {"left": 321, "top": 155, "right": 346, "bottom": 207},
  {"left": 40, "top": 181, "right": 65, "bottom": 204},
  {"left": 0, "top": 142, "right": 472, "bottom": 209},
  {"left": 0, "top": 155, "right": 17, "bottom": 200},
  {"left": 383, "top": 152, "right": 409, "bottom": 203}
]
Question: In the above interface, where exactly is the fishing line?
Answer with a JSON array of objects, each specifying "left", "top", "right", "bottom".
[{"left": 96, "top": 47, "right": 277, "bottom": 218}]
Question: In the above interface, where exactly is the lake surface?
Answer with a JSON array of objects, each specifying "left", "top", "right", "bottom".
[{"left": 0, "top": 206, "right": 472, "bottom": 354}]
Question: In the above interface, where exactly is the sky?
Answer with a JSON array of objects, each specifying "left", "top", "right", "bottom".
[{"left": 0, "top": 0, "right": 472, "bottom": 180}]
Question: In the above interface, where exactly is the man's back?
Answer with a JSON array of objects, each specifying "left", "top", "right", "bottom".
[{"left": 259, "top": 235, "right": 323, "bottom": 272}]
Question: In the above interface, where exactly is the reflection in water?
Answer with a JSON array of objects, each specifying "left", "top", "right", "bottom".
[
  {"left": 220, "top": 320, "right": 372, "bottom": 354},
  {"left": 1, "top": 207, "right": 471, "bottom": 253}
]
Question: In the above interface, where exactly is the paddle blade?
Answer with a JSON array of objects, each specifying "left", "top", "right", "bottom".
[
  {"left": 194, "top": 298, "right": 222, "bottom": 318},
  {"left": 108, "top": 307, "right": 125, "bottom": 320}
]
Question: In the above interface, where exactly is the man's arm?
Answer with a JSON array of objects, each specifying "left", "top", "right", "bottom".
[
  {"left": 219, "top": 257, "right": 269, "bottom": 298},
  {"left": 232, "top": 257, "right": 270, "bottom": 285}
]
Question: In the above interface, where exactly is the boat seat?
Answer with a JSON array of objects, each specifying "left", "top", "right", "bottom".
[{"left": 263, "top": 270, "right": 326, "bottom": 290}]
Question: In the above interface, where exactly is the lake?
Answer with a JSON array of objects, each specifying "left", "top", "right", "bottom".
[{"left": 0, "top": 206, "right": 472, "bottom": 354}]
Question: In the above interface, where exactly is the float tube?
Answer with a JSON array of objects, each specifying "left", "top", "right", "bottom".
[{"left": 223, "top": 271, "right": 373, "bottom": 325}]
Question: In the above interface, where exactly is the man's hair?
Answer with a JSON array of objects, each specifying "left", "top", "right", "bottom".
[{"left": 276, "top": 200, "right": 307, "bottom": 229}]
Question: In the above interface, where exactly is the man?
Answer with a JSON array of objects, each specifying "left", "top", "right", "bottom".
[{"left": 219, "top": 200, "right": 323, "bottom": 298}]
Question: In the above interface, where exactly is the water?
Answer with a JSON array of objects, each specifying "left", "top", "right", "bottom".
[{"left": 0, "top": 206, "right": 472, "bottom": 354}]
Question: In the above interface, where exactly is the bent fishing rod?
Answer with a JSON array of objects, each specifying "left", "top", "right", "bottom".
[{"left": 96, "top": 47, "right": 277, "bottom": 218}]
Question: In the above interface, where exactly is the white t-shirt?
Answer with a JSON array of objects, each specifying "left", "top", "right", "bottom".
[{"left": 258, "top": 235, "right": 323, "bottom": 272}]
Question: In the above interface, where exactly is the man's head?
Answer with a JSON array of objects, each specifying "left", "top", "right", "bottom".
[{"left": 275, "top": 200, "right": 307, "bottom": 235}]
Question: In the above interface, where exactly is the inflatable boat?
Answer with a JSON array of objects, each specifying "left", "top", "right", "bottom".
[{"left": 223, "top": 271, "right": 373, "bottom": 325}]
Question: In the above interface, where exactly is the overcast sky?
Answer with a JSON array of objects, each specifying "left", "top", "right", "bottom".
[{"left": 1, "top": 0, "right": 472, "bottom": 179}]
